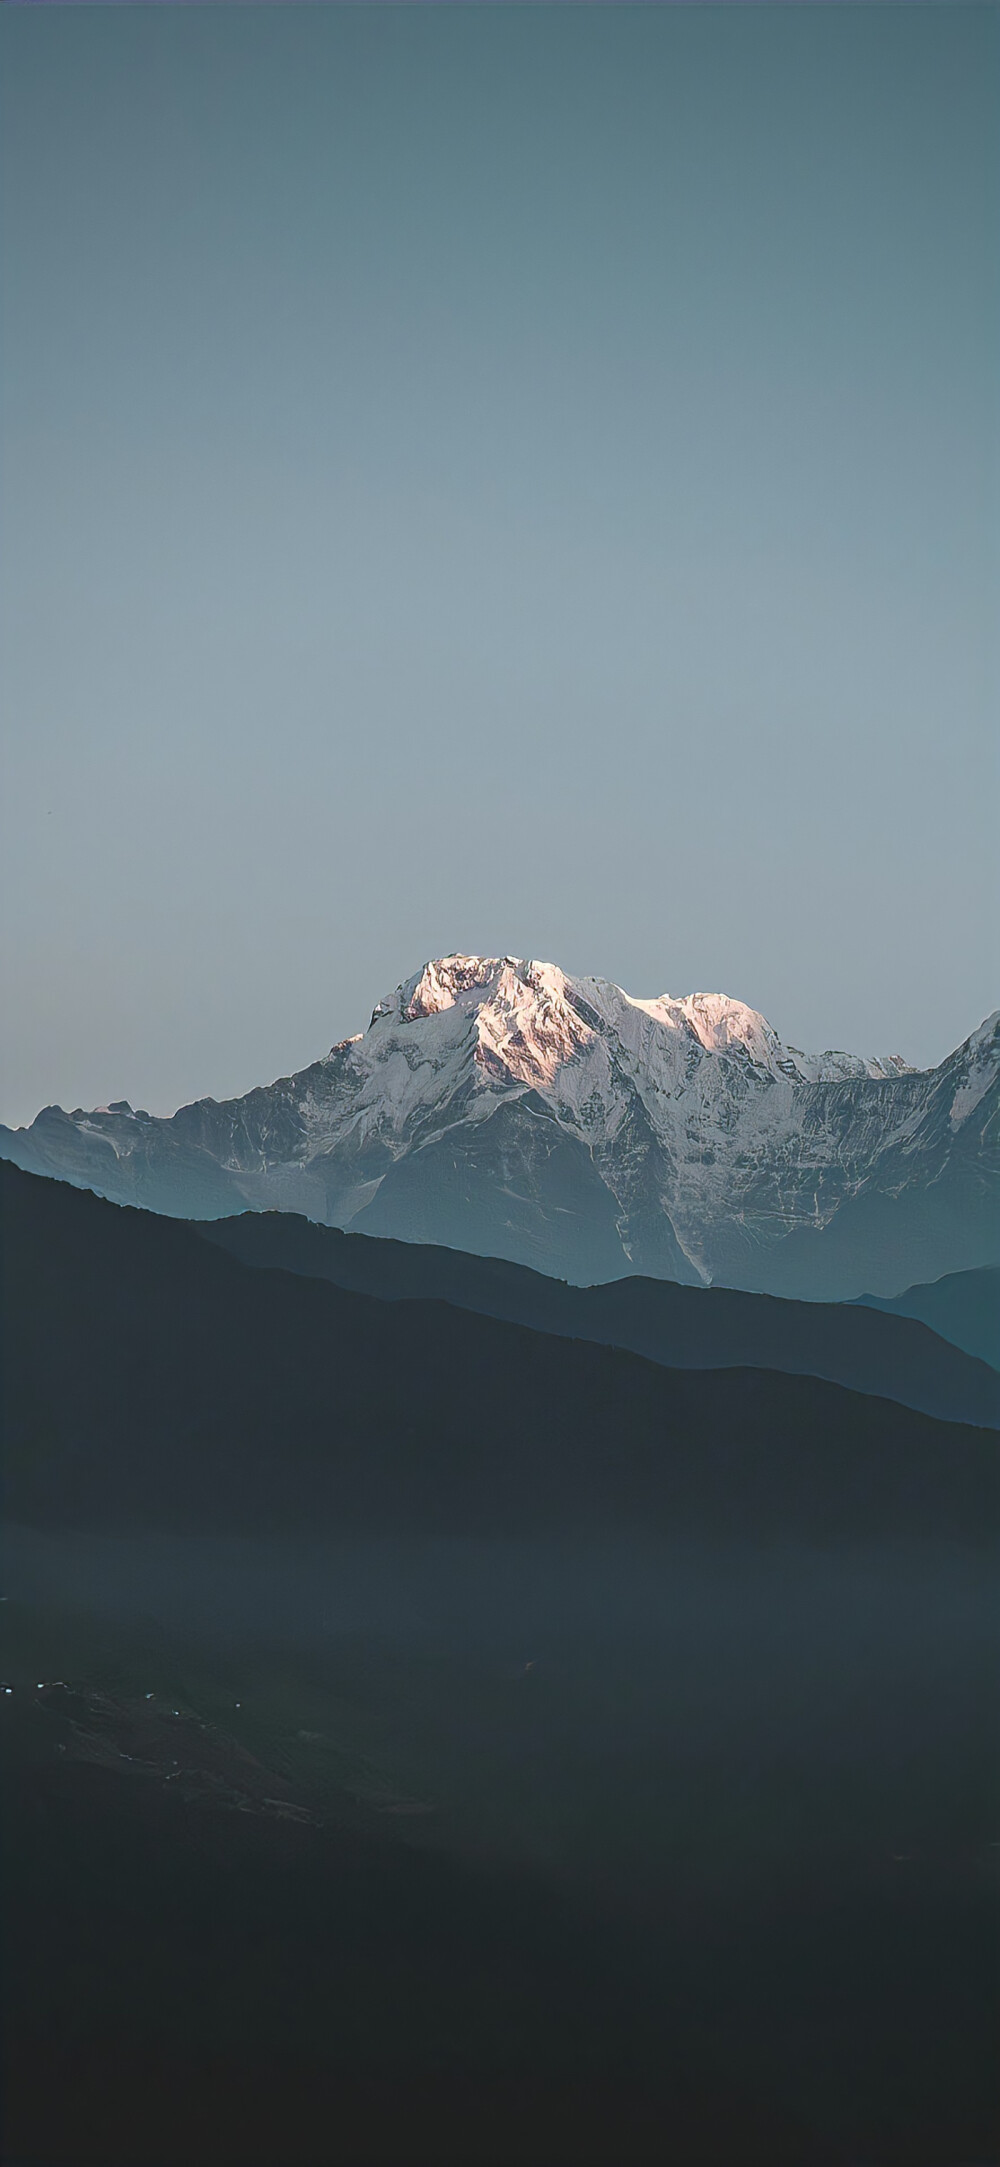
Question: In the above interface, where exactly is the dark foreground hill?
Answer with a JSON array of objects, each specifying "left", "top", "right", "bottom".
[
  {"left": 196, "top": 1206, "right": 1000, "bottom": 1430},
  {"left": 0, "top": 1641, "right": 849, "bottom": 2167},
  {"left": 856, "top": 1263, "right": 1000, "bottom": 1373},
  {"left": 2, "top": 1163, "right": 996, "bottom": 1544},
  {"left": 3, "top": 1161, "right": 997, "bottom": 2165}
]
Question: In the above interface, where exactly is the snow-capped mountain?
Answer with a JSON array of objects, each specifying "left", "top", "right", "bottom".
[{"left": 3, "top": 954, "right": 997, "bottom": 1298}]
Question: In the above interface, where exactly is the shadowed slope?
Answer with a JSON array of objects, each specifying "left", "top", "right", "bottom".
[
  {"left": 856, "top": 1264, "right": 1000, "bottom": 1373},
  {"left": 195, "top": 1205, "right": 1000, "bottom": 1430},
  {"left": 1, "top": 1163, "right": 995, "bottom": 1545}
]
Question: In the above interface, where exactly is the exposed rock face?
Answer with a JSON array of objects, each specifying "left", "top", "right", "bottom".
[{"left": 2, "top": 954, "right": 997, "bottom": 1297}]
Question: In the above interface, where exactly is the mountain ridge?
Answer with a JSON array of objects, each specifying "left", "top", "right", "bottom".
[
  {"left": 855, "top": 1264, "right": 1000, "bottom": 1373},
  {"left": 2, "top": 1162, "right": 996, "bottom": 1547},
  {"left": 194, "top": 1201, "right": 1000, "bottom": 1430},
  {"left": 2, "top": 954, "right": 996, "bottom": 1299}
]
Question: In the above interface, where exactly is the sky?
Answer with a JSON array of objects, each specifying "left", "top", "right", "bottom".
[{"left": 1, "top": 4, "right": 996, "bottom": 1126}]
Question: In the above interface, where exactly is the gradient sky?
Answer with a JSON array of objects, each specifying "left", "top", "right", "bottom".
[{"left": 1, "top": 5, "right": 996, "bottom": 1125}]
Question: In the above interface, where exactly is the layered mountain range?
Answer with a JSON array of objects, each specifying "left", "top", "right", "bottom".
[
  {"left": 3, "top": 954, "right": 997, "bottom": 1298},
  {"left": 4, "top": 1161, "right": 995, "bottom": 1544},
  {"left": 197, "top": 1205, "right": 999, "bottom": 1428},
  {"left": 6, "top": 1159, "right": 996, "bottom": 2165}
]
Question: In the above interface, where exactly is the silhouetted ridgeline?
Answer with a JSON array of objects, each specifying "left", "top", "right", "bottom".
[
  {"left": 1, "top": 1164, "right": 996, "bottom": 1543},
  {"left": 196, "top": 1207, "right": 1000, "bottom": 1429},
  {"left": 856, "top": 1264, "right": 1000, "bottom": 1373}
]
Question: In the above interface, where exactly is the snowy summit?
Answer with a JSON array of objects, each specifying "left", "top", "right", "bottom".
[{"left": 1, "top": 953, "right": 996, "bottom": 1300}]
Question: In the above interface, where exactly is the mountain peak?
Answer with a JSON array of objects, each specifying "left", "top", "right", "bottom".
[
  {"left": 3, "top": 950, "right": 995, "bottom": 1300},
  {"left": 364, "top": 954, "right": 915, "bottom": 1089},
  {"left": 405, "top": 954, "right": 530, "bottom": 1019},
  {"left": 369, "top": 955, "right": 590, "bottom": 1088}
]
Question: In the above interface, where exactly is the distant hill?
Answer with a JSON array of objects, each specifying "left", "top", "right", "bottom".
[
  {"left": 196, "top": 1207, "right": 1000, "bottom": 1432},
  {"left": 1, "top": 1163, "right": 995, "bottom": 1546},
  {"left": 855, "top": 1266, "right": 1000, "bottom": 1373}
]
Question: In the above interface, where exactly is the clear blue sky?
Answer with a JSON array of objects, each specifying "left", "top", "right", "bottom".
[{"left": 2, "top": 4, "right": 996, "bottom": 1125}]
